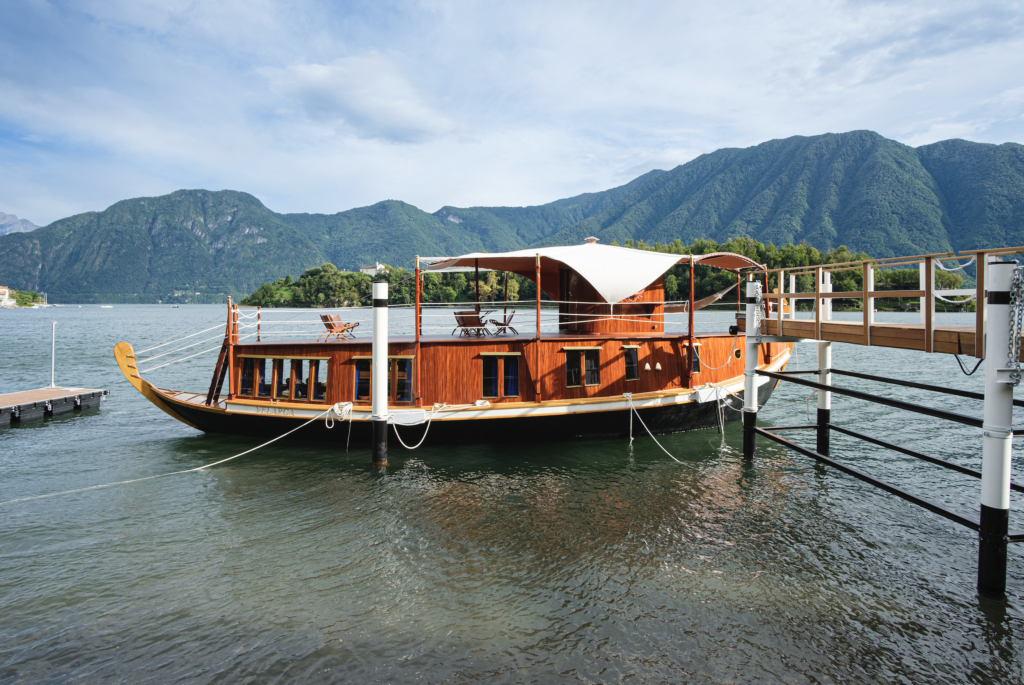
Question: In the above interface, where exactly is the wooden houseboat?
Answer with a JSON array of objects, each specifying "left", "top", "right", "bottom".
[{"left": 114, "top": 241, "right": 791, "bottom": 445}]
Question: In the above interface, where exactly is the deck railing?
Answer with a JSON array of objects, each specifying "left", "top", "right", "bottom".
[{"left": 752, "top": 247, "right": 1024, "bottom": 357}]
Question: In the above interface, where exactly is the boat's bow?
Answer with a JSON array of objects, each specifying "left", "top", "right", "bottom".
[{"left": 113, "top": 341, "right": 201, "bottom": 429}]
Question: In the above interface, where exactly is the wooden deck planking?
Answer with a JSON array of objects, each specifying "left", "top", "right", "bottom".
[
  {"left": 751, "top": 318, "right": 1009, "bottom": 358},
  {"left": 0, "top": 387, "right": 103, "bottom": 406}
]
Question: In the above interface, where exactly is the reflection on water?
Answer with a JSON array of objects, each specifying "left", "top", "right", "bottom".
[{"left": 0, "top": 306, "right": 1021, "bottom": 682}]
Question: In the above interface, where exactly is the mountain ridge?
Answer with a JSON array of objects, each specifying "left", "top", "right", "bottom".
[{"left": 1, "top": 130, "right": 1021, "bottom": 302}]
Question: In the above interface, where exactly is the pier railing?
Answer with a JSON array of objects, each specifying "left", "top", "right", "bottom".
[{"left": 751, "top": 247, "right": 1024, "bottom": 356}]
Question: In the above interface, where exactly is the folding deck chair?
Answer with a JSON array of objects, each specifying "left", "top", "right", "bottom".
[{"left": 318, "top": 314, "right": 360, "bottom": 341}]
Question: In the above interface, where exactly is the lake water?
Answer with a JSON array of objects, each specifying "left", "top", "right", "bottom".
[{"left": 0, "top": 305, "right": 1021, "bottom": 683}]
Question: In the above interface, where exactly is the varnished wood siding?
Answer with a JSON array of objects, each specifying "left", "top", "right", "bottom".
[
  {"left": 232, "top": 337, "right": 789, "bottom": 408},
  {"left": 558, "top": 274, "right": 666, "bottom": 334}
]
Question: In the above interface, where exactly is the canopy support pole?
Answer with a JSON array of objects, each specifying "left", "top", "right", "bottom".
[
  {"left": 475, "top": 259, "right": 480, "bottom": 313},
  {"left": 688, "top": 255, "right": 695, "bottom": 338},
  {"left": 535, "top": 254, "right": 542, "bottom": 403},
  {"left": 415, "top": 256, "right": 422, "bottom": 408}
]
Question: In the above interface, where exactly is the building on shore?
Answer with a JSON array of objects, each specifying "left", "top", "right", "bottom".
[{"left": 0, "top": 286, "right": 13, "bottom": 308}]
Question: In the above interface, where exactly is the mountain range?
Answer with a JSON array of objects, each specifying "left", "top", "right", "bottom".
[
  {"left": 0, "top": 130, "right": 1021, "bottom": 303},
  {"left": 0, "top": 212, "right": 37, "bottom": 236}
]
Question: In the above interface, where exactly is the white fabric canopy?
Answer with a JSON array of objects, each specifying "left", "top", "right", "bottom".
[{"left": 425, "top": 244, "right": 687, "bottom": 304}]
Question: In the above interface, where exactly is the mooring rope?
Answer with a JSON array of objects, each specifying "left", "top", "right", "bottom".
[
  {"left": 623, "top": 393, "right": 683, "bottom": 463},
  {"left": 693, "top": 334, "right": 740, "bottom": 370},
  {"left": 0, "top": 403, "right": 353, "bottom": 506},
  {"left": 953, "top": 354, "right": 984, "bottom": 376}
]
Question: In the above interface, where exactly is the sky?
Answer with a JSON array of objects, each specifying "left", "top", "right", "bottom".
[{"left": 1, "top": 0, "right": 1023, "bottom": 226}]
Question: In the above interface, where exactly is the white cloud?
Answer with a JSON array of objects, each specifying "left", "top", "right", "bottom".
[
  {"left": 263, "top": 53, "right": 456, "bottom": 143},
  {"left": 0, "top": 0, "right": 1022, "bottom": 225}
]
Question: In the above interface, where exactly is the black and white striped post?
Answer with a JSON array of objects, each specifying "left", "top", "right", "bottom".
[
  {"left": 979, "top": 260, "right": 1014, "bottom": 597},
  {"left": 371, "top": 281, "right": 389, "bottom": 465},
  {"left": 817, "top": 341, "right": 831, "bottom": 455},
  {"left": 743, "top": 280, "right": 759, "bottom": 459}
]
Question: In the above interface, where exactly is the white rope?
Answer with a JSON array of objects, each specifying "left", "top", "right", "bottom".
[
  {"left": 693, "top": 335, "right": 740, "bottom": 370},
  {"left": 135, "top": 332, "right": 226, "bottom": 365},
  {"left": 623, "top": 393, "right": 683, "bottom": 463},
  {"left": 934, "top": 293, "right": 976, "bottom": 304},
  {"left": 138, "top": 344, "right": 225, "bottom": 372},
  {"left": 390, "top": 413, "right": 435, "bottom": 450},
  {"left": 134, "top": 316, "right": 225, "bottom": 354},
  {"left": 0, "top": 403, "right": 353, "bottom": 506},
  {"left": 936, "top": 255, "right": 976, "bottom": 271}
]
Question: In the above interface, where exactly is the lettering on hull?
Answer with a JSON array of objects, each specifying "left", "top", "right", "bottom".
[{"left": 254, "top": 405, "right": 295, "bottom": 416}]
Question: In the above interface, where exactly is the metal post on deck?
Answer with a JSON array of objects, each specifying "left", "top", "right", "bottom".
[
  {"left": 743, "top": 280, "right": 759, "bottom": 459},
  {"left": 978, "top": 260, "right": 1014, "bottom": 597},
  {"left": 50, "top": 321, "right": 56, "bottom": 388},
  {"left": 919, "top": 262, "right": 926, "bottom": 324},
  {"left": 371, "top": 281, "right": 389, "bottom": 465},
  {"left": 817, "top": 341, "right": 831, "bottom": 455},
  {"left": 789, "top": 274, "right": 796, "bottom": 319}
]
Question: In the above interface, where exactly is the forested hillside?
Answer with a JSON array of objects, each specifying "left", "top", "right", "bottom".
[
  {"left": 540, "top": 131, "right": 1024, "bottom": 256},
  {"left": 0, "top": 131, "right": 1020, "bottom": 302}
]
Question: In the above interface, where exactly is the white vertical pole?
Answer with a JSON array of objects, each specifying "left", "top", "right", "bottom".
[
  {"left": 371, "top": 281, "right": 389, "bottom": 465},
  {"left": 817, "top": 341, "right": 831, "bottom": 455},
  {"left": 789, "top": 274, "right": 796, "bottom": 319},
  {"left": 50, "top": 321, "right": 56, "bottom": 388},
  {"left": 978, "top": 260, "right": 1014, "bottom": 597},
  {"left": 867, "top": 265, "right": 875, "bottom": 326},
  {"left": 743, "top": 281, "right": 759, "bottom": 459},
  {"left": 824, "top": 271, "right": 833, "bottom": 321},
  {"left": 919, "top": 263, "right": 926, "bottom": 323}
]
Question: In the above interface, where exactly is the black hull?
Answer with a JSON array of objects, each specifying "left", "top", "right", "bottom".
[{"left": 167, "top": 380, "right": 779, "bottom": 446}]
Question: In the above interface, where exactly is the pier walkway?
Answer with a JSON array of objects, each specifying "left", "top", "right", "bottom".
[{"left": 0, "top": 387, "right": 107, "bottom": 427}]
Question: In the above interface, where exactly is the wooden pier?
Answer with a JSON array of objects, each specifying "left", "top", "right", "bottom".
[
  {"left": 736, "top": 249, "right": 1024, "bottom": 598},
  {"left": 0, "top": 387, "right": 108, "bottom": 427},
  {"left": 737, "top": 247, "right": 1024, "bottom": 358}
]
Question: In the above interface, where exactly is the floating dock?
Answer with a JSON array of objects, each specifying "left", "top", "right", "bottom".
[{"left": 0, "top": 387, "right": 108, "bottom": 427}]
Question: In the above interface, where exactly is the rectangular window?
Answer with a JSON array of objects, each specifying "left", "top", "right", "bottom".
[
  {"left": 482, "top": 356, "right": 499, "bottom": 397},
  {"left": 566, "top": 350, "right": 582, "bottom": 387},
  {"left": 292, "top": 359, "right": 308, "bottom": 400},
  {"left": 393, "top": 359, "right": 412, "bottom": 403},
  {"left": 624, "top": 348, "right": 639, "bottom": 381},
  {"left": 256, "top": 359, "right": 271, "bottom": 398},
  {"left": 240, "top": 358, "right": 255, "bottom": 396},
  {"left": 584, "top": 350, "right": 600, "bottom": 386},
  {"left": 311, "top": 360, "right": 327, "bottom": 401},
  {"left": 355, "top": 359, "right": 371, "bottom": 401},
  {"left": 503, "top": 357, "right": 519, "bottom": 397},
  {"left": 692, "top": 347, "right": 701, "bottom": 373},
  {"left": 274, "top": 359, "right": 291, "bottom": 399}
]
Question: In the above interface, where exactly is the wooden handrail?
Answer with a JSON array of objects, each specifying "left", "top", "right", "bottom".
[{"left": 763, "top": 289, "right": 925, "bottom": 300}]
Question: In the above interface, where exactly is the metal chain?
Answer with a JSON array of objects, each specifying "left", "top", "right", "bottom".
[
  {"left": 1007, "top": 266, "right": 1024, "bottom": 386},
  {"left": 753, "top": 281, "right": 763, "bottom": 342}
]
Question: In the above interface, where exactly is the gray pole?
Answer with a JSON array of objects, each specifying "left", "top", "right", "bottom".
[
  {"left": 979, "top": 259, "right": 1014, "bottom": 597},
  {"left": 50, "top": 321, "right": 56, "bottom": 388},
  {"left": 743, "top": 279, "right": 759, "bottom": 459},
  {"left": 371, "top": 281, "right": 389, "bottom": 465}
]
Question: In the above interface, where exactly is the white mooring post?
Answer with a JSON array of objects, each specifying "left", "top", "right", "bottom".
[
  {"left": 50, "top": 321, "right": 56, "bottom": 388},
  {"left": 743, "top": 280, "right": 759, "bottom": 459},
  {"left": 823, "top": 271, "right": 833, "bottom": 321},
  {"left": 817, "top": 341, "right": 832, "bottom": 455},
  {"left": 867, "top": 264, "right": 875, "bottom": 326},
  {"left": 919, "top": 263, "right": 927, "bottom": 324},
  {"left": 371, "top": 281, "right": 389, "bottom": 465},
  {"left": 979, "top": 260, "right": 1014, "bottom": 597},
  {"left": 789, "top": 274, "right": 796, "bottom": 319}
]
